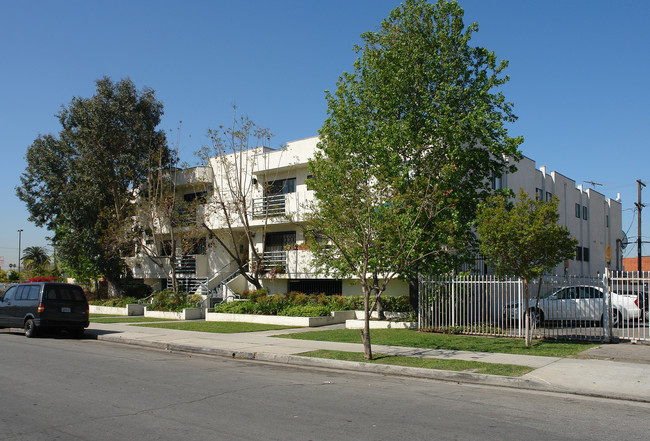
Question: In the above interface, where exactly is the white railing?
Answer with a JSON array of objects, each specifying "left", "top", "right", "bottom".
[
  {"left": 607, "top": 270, "right": 649, "bottom": 342},
  {"left": 419, "top": 273, "right": 648, "bottom": 342},
  {"left": 252, "top": 194, "right": 286, "bottom": 218}
]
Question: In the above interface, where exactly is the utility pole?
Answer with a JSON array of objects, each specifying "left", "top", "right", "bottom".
[
  {"left": 636, "top": 180, "right": 646, "bottom": 273},
  {"left": 17, "top": 229, "right": 23, "bottom": 274}
]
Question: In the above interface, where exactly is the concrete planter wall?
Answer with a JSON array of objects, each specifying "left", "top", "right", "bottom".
[
  {"left": 353, "top": 311, "right": 410, "bottom": 320},
  {"left": 345, "top": 319, "right": 417, "bottom": 329},
  {"left": 89, "top": 304, "right": 145, "bottom": 316},
  {"left": 144, "top": 307, "right": 204, "bottom": 320},
  {"left": 205, "top": 310, "right": 355, "bottom": 327}
]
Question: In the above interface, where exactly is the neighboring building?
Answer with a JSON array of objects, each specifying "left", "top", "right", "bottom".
[
  {"left": 127, "top": 137, "right": 624, "bottom": 297},
  {"left": 622, "top": 257, "right": 650, "bottom": 272},
  {"left": 492, "top": 156, "right": 624, "bottom": 277}
]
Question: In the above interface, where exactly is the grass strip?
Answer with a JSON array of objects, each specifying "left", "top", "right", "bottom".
[
  {"left": 299, "top": 350, "right": 533, "bottom": 377},
  {"left": 134, "top": 321, "right": 297, "bottom": 333},
  {"left": 91, "top": 316, "right": 176, "bottom": 323},
  {"left": 278, "top": 329, "right": 598, "bottom": 357}
]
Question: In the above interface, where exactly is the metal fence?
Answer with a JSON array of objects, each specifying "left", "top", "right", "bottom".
[{"left": 419, "top": 271, "right": 649, "bottom": 342}]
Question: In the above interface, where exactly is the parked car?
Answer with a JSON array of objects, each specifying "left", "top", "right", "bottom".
[
  {"left": 503, "top": 285, "right": 643, "bottom": 327},
  {"left": 0, "top": 282, "right": 89, "bottom": 337}
]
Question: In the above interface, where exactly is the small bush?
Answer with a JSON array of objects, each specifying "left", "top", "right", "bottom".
[
  {"left": 147, "top": 289, "right": 197, "bottom": 312},
  {"left": 212, "top": 292, "right": 410, "bottom": 317},
  {"left": 90, "top": 296, "right": 139, "bottom": 307},
  {"left": 280, "top": 305, "right": 331, "bottom": 317},
  {"left": 379, "top": 295, "right": 410, "bottom": 312}
]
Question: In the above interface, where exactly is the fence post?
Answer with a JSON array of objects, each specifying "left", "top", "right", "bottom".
[
  {"left": 451, "top": 276, "right": 456, "bottom": 326},
  {"left": 603, "top": 269, "right": 611, "bottom": 343},
  {"left": 518, "top": 278, "right": 523, "bottom": 338}
]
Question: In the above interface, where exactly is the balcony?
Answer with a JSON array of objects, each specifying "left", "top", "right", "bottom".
[
  {"left": 174, "top": 255, "right": 197, "bottom": 274},
  {"left": 252, "top": 194, "right": 286, "bottom": 218},
  {"left": 249, "top": 251, "right": 287, "bottom": 274}
]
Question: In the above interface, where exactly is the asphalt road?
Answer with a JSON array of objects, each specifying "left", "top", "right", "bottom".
[{"left": 1, "top": 330, "right": 648, "bottom": 441}]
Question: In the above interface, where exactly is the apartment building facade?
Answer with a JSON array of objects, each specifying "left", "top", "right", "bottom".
[{"left": 128, "top": 137, "right": 624, "bottom": 297}]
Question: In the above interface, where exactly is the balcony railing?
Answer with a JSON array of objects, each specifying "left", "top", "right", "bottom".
[
  {"left": 174, "top": 255, "right": 197, "bottom": 274},
  {"left": 175, "top": 207, "right": 197, "bottom": 225},
  {"left": 249, "top": 251, "right": 287, "bottom": 273},
  {"left": 252, "top": 194, "right": 286, "bottom": 218}
]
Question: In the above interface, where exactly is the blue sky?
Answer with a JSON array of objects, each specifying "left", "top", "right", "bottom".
[{"left": 1, "top": 0, "right": 649, "bottom": 269}]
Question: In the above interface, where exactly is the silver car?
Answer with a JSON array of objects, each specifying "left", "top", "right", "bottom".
[{"left": 504, "top": 285, "right": 643, "bottom": 327}]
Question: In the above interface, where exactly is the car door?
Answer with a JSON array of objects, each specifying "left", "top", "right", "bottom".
[
  {"left": 575, "top": 287, "right": 602, "bottom": 322},
  {"left": 0, "top": 286, "right": 20, "bottom": 327},
  {"left": 0, "top": 286, "right": 18, "bottom": 326},
  {"left": 547, "top": 287, "right": 578, "bottom": 321}
]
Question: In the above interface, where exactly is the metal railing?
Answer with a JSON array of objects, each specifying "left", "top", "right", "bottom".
[
  {"left": 260, "top": 251, "right": 287, "bottom": 272},
  {"left": 419, "top": 273, "right": 648, "bottom": 342},
  {"left": 174, "top": 255, "right": 197, "bottom": 274},
  {"left": 252, "top": 194, "right": 286, "bottom": 218}
]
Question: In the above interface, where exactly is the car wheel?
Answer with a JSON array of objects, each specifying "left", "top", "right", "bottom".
[
  {"left": 612, "top": 309, "right": 623, "bottom": 328},
  {"left": 24, "top": 319, "right": 37, "bottom": 338}
]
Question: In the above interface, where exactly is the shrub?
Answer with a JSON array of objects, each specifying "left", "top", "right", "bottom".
[
  {"left": 212, "top": 292, "right": 410, "bottom": 316},
  {"left": 379, "top": 295, "right": 410, "bottom": 312},
  {"left": 279, "top": 305, "right": 331, "bottom": 317},
  {"left": 90, "top": 296, "right": 139, "bottom": 307},
  {"left": 147, "top": 289, "right": 197, "bottom": 312},
  {"left": 213, "top": 301, "right": 256, "bottom": 314}
]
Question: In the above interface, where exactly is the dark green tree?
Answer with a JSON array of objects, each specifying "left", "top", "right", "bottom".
[
  {"left": 17, "top": 77, "right": 168, "bottom": 295},
  {"left": 307, "top": 0, "right": 522, "bottom": 359},
  {"left": 476, "top": 189, "right": 578, "bottom": 346}
]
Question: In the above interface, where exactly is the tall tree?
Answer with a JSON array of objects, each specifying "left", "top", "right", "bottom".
[
  {"left": 476, "top": 189, "right": 578, "bottom": 346},
  {"left": 126, "top": 141, "right": 206, "bottom": 294},
  {"left": 195, "top": 111, "right": 282, "bottom": 291},
  {"left": 307, "top": 0, "right": 522, "bottom": 359},
  {"left": 17, "top": 77, "right": 168, "bottom": 295}
]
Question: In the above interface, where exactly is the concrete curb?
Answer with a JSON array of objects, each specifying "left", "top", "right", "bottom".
[{"left": 94, "top": 333, "right": 650, "bottom": 403}]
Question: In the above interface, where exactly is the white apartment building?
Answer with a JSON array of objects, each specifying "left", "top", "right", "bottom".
[{"left": 128, "top": 136, "right": 623, "bottom": 297}]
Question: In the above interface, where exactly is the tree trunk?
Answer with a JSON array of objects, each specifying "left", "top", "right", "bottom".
[
  {"left": 408, "top": 276, "right": 419, "bottom": 312},
  {"left": 361, "top": 284, "right": 373, "bottom": 360},
  {"left": 524, "top": 279, "right": 531, "bottom": 347},
  {"left": 107, "top": 279, "right": 121, "bottom": 298},
  {"left": 376, "top": 296, "right": 385, "bottom": 320}
]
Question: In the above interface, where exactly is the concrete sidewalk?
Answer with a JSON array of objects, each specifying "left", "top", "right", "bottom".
[{"left": 85, "top": 322, "right": 650, "bottom": 403}]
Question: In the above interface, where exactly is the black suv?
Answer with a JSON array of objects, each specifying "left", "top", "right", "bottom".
[{"left": 0, "top": 282, "right": 89, "bottom": 337}]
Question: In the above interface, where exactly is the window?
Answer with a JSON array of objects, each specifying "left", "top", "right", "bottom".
[
  {"left": 575, "top": 203, "right": 581, "bottom": 218},
  {"left": 183, "top": 191, "right": 208, "bottom": 203},
  {"left": 15, "top": 286, "right": 27, "bottom": 300},
  {"left": 288, "top": 279, "right": 342, "bottom": 295},
  {"left": 583, "top": 247, "right": 590, "bottom": 262},
  {"left": 606, "top": 215, "right": 609, "bottom": 228},
  {"left": 266, "top": 178, "right": 296, "bottom": 196},
  {"left": 583, "top": 206, "right": 588, "bottom": 220},
  {"left": 536, "top": 188, "right": 543, "bottom": 201},
  {"left": 545, "top": 192, "right": 553, "bottom": 201},
  {"left": 26, "top": 285, "right": 39, "bottom": 300},
  {"left": 491, "top": 173, "right": 503, "bottom": 190},
  {"left": 575, "top": 246, "right": 582, "bottom": 261},
  {"left": 1, "top": 286, "right": 16, "bottom": 301},
  {"left": 190, "top": 237, "right": 206, "bottom": 255}
]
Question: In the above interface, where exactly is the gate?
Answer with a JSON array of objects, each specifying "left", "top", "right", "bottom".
[{"left": 419, "top": 271, "right": 649, "bottom": 342}]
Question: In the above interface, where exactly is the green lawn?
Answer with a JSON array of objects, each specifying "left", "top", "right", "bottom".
[
  {"left": 278, "top": 329, "right": 598, "bottom": 357},
  {"left": 91, "top": 316, "right": 176, "bottom": 323},
  {"left": 134, "top": 321, "right": 298, "bottom": 333},
  {"left": 299, "top": 350, "right": 533, "bottom": 377}
]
